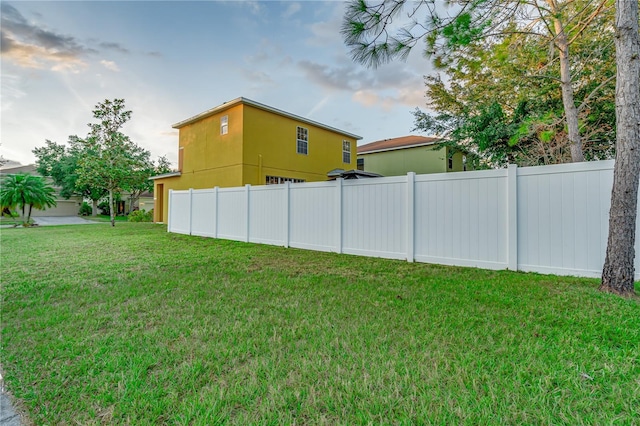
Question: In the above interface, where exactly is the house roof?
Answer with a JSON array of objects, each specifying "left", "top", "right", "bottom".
[
  {"left": 357, "top": 135, "right": 441, "bottom": 155},
  {"left": 172, "top": 97, "right": 362, "bottom": 140},
  {"left": 0, "top": 164, "right": 37, "bottom": 175},
  {"left": 149, "top": 171, "right": 181, "bottom": 180},
  {"left": 327, "top": 169, "right": 383, "bottom": 180}
]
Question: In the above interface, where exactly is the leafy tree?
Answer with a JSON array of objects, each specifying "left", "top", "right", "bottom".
[
  {"left": 155, "top": 155, "right": 172, "bottom": 176},
  {"left": 33, "top": 138, "right": 106, "bottom": 216},
  {"left": 125, "top": 155, "right": 172, "bottom": 214},
  {"left": 600, "top": 0, "right": 639, "bottom": 296},
  {"left": 76, "top": 99, "right": 150, "bottom": 227},
  {"left": 0, "top": 173, "right": 56, "bottom": 225},
  {"left": 412, "top": 24, "right": 616, "bottom": 167},
  {"left": 342, "top": 0, "right": 615, "bottom": 163}
]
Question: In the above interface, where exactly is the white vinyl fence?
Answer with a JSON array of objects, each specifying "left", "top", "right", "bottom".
[{"left": 168, "top": 160, "right": 640, "bottom": 279}]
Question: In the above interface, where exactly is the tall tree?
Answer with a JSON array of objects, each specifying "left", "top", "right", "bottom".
[
  {"left": 0, "top": 173, "right": 56, "bottom": 225},
  {"left": 342, "top": 0, "right": 613, "bottom": 163},
  {"left": 125, "top": 155, "right": 173, "bottom": 213},
  {"left": 600, "top": 0, "right": 639, "bottom": 296},
  {"left": 33, "top": 138, "right": 106, "bottom": 216},
  {"left": 123, "top": 151, "right": 158, "bottom": 214},
  {"left": 76, "top": 99, "right": 150, "bottom": 227},
  {"left": 412, "top": 21, "right": 616, "bottom": 167}
]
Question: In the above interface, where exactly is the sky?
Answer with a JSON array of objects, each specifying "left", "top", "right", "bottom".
[{"left": 1, "top": 0, "right": 438, "bottom": 167}]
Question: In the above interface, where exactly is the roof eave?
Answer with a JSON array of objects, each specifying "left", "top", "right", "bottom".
[
  {"left": 172, "top": 97, "right": 362, "bottom": 140},
  {"left": 357, "top": 141, "right": 441, "bottom": 155},
  {"left": 149, "top": 171, "right": 181, "bottom": 180}
]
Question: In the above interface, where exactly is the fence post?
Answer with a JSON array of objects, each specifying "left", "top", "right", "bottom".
[
  {"left": 244, "top": 184, "right": 251, "bottom": 243},
  {"left": 284, "top": 181, "right": 290, "bottom": 248},
  {"left": 188, "top": 188, "right": 194, "bottom": 235},
  {"left": 213, "top": 186, "right": 219, "bottom": 239},
  {"left": 507, "top": 164, "right": 518, "bottom": 271},
  {"left": 407, "top": 172, "right": 415, "bottom": 263},
  {"left": 167, "top": 189, "right": 173, "bottom": 232},
  {"left": 336, "top": 178, "right": 343, "bottom": 254}
]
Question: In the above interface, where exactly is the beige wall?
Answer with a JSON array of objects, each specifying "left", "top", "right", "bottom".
[{"left": 30, "top": 198, "right": 82, "bottom": 217}]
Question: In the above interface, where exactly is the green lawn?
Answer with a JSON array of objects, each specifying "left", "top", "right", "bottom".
[
  {"left": 0, "top": 216, "right": 32, "bottom": 226},
  {"left": 84, "top": 214, "right": 129, "bottom": 223},
  {"left": 1, "top": 224, "right": 638, "bottom": 425}
]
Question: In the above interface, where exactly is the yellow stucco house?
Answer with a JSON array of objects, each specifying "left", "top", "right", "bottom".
[
  {"left": 357, "top": 135, "right": 467, "bottom": 176},
  {"left": 151, "top": 97, "right": 362, "bottom": 223}
]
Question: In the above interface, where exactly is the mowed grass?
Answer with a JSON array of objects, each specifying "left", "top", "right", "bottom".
[{"left": 1, "top": 224, "right": 638, "bottom": 425}]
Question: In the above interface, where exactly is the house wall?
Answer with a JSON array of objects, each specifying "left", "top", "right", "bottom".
[
  {"left": 30, "top": 198, "right": 82, "bottom": 217},
  {"left": 179, "top": 103, "right": 245, "bottom": 183},
  {"left": 138, "top": 197, "right": 154, "bottom": 212},
  {"left": 359, "top": 145, "right": 465, "bottom": 176},
  {"left": 155, "top": 102, "right": 359, "bottom": 223},
  {"left": 153, "top": 104, "right": 245, "bottom": 222},
  {"left": 241, "top": 104, "right": 357, "bottom": 185}
]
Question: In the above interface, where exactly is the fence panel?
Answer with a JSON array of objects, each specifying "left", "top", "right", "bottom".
[
  {"left": 342, "top": 177, "right": 407, "bottom": 259},
  {"left": 191, "top": 189, "right": 216, "bottom": 237},
  {"left": 289, "top": 182, "right": 337, "bottom": 252},
  {"left": 413, "top": 170, "right": 509, "bottom": 269},
  {"left": 248, "top": 185, "right": 287, "bottom": 246},
  {"left": 516, "top": 160, "right": 640, "bottom": 278},
  {"left": 217, "top": 187, "right": 247, "bottom": 241},
  {"left": 169, "top": 190, "right": 191, "bottom": 235}
]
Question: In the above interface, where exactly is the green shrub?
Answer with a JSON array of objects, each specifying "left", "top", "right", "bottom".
[
  {"left": 128, "top": 209, "right": 153, "bottom": 222},
  {"left": 78, "top": 202, "right": 93, "bottom": 216},
  {"left": 98, "top": 200, "right": 110, "bottom": 216}
]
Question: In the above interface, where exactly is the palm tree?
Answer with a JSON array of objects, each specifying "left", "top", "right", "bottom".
[{"left": 0, "top": 174, "right": 57, "bottom": 225}]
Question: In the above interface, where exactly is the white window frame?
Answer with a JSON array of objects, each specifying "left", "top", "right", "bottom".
[
  {"left": 296, "top": 126, "right": 308, "bottom": 155},
  {"left": 342, "top": 140, "right": 351, "bottom": 164},
  {"left": 220, "top": 115, "right": 228, "bottom": 135},
  {"left": 266, "top": 175, "right": 305, "bottom": 185}
]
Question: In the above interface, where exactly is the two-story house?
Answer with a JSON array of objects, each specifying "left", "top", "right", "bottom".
[
  {"left": 357, "top": 135, "right": 467, "bottom": 176},
  {"left": 151, "top": 97, "right": 362, "bottom": 223}
]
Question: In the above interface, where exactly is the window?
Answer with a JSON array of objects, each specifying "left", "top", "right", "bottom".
[
  {"left": 448, "top": 157, "right": 453, "bottom": 169},
  {"left": 220, "top": 115, "right": 228, "bottom": 135},
  {"left": 296, "top": 126, "right": 308, "bottom": 155},
  {"left": 266, "top": 175, "right": 305, "bottom": 185},
  {"left": 357, "top": 158, "right": 364, "bottom": 171},
  {"left": 343, "top": 140, "right": 351, "bottom": 163}
]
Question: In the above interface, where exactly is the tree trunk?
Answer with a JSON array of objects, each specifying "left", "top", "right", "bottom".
[
  {"left": 129, "top": 194, "right": 138, "bottom": 214},
  {"left": 552, "top": 16, "right": 585, "bottom": 163},
  {"left": 109, "top": 189, "right": 115, "bottom": 227},
  {"left": 600, "top": 0, "right": 640, "bottom": 297},
  {"left": 92, "top": 199, "right": 98, "bottom": 217},
  {"left": 20, "top": 195, "right": 26, "bottom": 225},
  {"left": 27, "top": 204, "right": 33, "bottom": 225}
]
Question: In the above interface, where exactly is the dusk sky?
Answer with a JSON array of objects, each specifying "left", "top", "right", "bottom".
[{"left": 1, "top": 1, "right": 437, "bottom": 167}]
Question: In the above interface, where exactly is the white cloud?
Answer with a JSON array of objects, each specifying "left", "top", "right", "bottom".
[
  {"left": 282, "top": 2, "right": 301, "bottom": 19},
  {"left": 243, "top": 1, "right": 264, "bottom": 16},
  {"left": 306, "top": 3, "right": 345, "bottom": 47},
  {"left": 352, "top": 87, "right": 424, "bottom": 111},
  {"left": 1, "top": 74, "right": 27, "bottom": 112},
  {"left": 100, "top": 60, "right": 120, "bottom": 72}
]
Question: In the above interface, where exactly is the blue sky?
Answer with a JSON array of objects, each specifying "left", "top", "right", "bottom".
[{"left": 1, "top": 1, "right": 436, "bottom": 167}]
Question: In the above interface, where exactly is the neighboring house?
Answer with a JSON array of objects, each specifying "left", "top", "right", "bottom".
[
  {"left": 357, "top": 135, "right": 467, "bottom": 176},
  {"left": 151, "top": 97, "right": 362, "bottom": 223},
  {"left": 0, "top": 164, "right": 83, "bottom": 217},
  {"left": 137, "top": 191, "right": 155, "bottom": 213}
]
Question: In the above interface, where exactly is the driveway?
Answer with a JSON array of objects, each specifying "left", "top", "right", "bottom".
[{"left": 31, "top": 216, "right": 102, "bottom": 226}]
